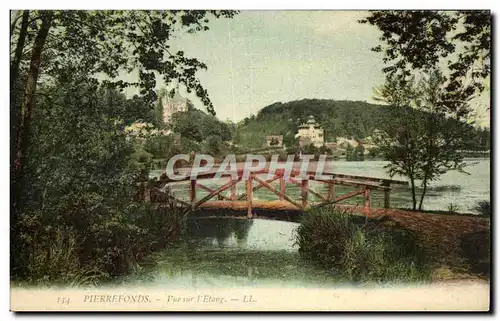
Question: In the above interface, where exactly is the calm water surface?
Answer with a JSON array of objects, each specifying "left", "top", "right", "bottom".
[{"left": 116, "top": 217, "right": 353, "bottom": 289}]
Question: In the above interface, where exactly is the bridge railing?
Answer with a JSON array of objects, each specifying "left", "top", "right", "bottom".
[{"left": 138, "top": 168, "right": 408, "bottom": 217}]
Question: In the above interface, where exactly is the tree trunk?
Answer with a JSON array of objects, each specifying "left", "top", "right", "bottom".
[
  {"left": 409, "top": 176, "right": 417, "bottom": 210},
  {"left": 10, "top": 11, "right": 22, "bottom": 38},
  {"left": 10, "top": 10, "right": 29, "bottom": 91},
  {"left": 10, "top": 10, "right": 30, "bottom": 160},
  {"left": 12, "top": 10, "right": 52, "bottom": 209},
  {"left": 418, "top": 176, "right": 428, "bottom": 211}
]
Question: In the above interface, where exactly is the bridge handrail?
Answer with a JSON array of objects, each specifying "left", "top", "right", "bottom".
[{"left": 141, "top": 168, "right": 407, "bottom": 186}]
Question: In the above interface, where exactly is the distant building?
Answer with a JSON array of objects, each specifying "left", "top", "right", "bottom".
[
  {"left": 266, "top": 135, "right": 283, "bottom": 147},
  {"left": 336, "top": 136, "right": 377, "bottom": 151},
  {"left": 295, "top": 115, "right": 324, "bottom": 148},
  {"left": 298, "top": 136, "right": 312, "bottom": 148},
  {"left": 324, "top": 142, "right": 338, "bottom": 150},
  {"left": 336, "top": 137, "right": 359, "bottom": 149},
  {"left": 124, "top": 122, "right": 172, "bottom": 139},
  {"left": 173, "top": 133, "right": 181, "bottom": 147},
  {"left": 161, "top": 86, "right": 189, "bottom": 123},
  {"left": 358, "top": 137, "right": 377, "bottom": 151}
]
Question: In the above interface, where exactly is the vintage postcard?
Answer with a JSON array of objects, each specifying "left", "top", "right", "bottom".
[{"left": 10, "top": 8, "right": 491, "bottom": 312}]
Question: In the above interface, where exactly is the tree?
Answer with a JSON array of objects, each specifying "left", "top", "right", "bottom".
[
  {"left": 373, "top": 70, "right": 473, "bottom": 210},
  {"left": 354, "top": 144, "right": 365, "bottom": 161},
  {"left": 171, "top": 111, "right": 203, "bottom": 142},
  {"left": 360, "top": 11, "right": 491, "bottom": 115},
  {"left": 204, "top": 135, "right": 223, "bottom": 155},
  {"left": 10, "top": 10, "right": 238, "bottom": 212},
  {"left": 13, "top": 75, "right": 133, "bottom": 279}
]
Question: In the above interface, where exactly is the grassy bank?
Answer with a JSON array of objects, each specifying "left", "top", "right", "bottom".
[{"left": 295, "top": 206, "right": 431, "bottom": 284}]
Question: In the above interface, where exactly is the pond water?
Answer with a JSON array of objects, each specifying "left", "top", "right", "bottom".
[
  {"left": 324, "top": 158, "right": 490, "bottom": 213},
  {"left": 150, "top": 158, "right": 490, "bottom": 213},
  {"left": 115, "top": 217, "right": 352, "bottom": 289}
]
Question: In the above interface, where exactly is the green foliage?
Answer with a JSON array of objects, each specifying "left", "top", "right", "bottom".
[
  {"left": 171, "top": 109, "right": 231, "bottom": 143},
  {"left": 167, "top": 108, "right": 231, "bottom": 156},
  {"left": 12, "top": 10, "right": 238, "bottom": 114},
  {"left": 129, "top": 144, "right": 154, "bottom": 180},
  {"left": 360, "top": 11, "right": 490, "bottom": 113},
  {"left": 464, "top": 127, "right": 491, "bottom": 151},
  {"left": 474, "top": 200, "right": 491, "bottom": 217},
  {"left": 11, "top": 77, "right": 186, "bottom": 284},
  {"left": 295, "top": 207, "right": 430, "bottom": 284},
  {"left": 373, "top": 70, "right": 474, "bottom": 210},
  {"left": 301, "top": 143, "right": 318, "bottom": 155},
  {"left": 10, "top": 10, "right": 240, "bottom": 285},
  {"left": 144, "top": 135, "right": 172, "bottom": 158},
  {"left": 203, "top": 135, "right": 223, "bottom": 155},
  {"left": 234, "top": 98, "right": 488, "bottom": 152},
  {"left": 345, "top": 143, "right": 365, "bottom": 161},
  {"left": 235, "top": 100, "right": 382, "bottom": 149}
]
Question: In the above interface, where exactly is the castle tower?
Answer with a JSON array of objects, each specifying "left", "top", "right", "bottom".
[{"left": 161, "top": 84, "right": 188, "bottom": 123}]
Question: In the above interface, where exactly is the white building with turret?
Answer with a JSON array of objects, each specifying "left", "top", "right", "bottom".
[{"left": 295, "top": 115, "right": 324, "bottom": 148}]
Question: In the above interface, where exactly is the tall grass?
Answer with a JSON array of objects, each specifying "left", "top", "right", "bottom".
[
  {"left": 295, "top": 206, "right": 430, "bottom": 284},
  {"left": 447, "top": 203, "right": 461, "bottom": 213}
]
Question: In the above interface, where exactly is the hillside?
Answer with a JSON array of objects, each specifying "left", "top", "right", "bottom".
[
  {"left": 234, "top": 99, "right": 395, "bottom": 149},
  {"left": 234, "top": 99, "right": 490, "bottom": 150}
]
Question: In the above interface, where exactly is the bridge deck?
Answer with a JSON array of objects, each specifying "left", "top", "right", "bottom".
[{"left": 199, "top": 200, "right": 301, "bottom": 211}]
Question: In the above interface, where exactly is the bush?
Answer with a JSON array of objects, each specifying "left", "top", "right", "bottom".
[
  {"left": 474, "top": 200, "right": 491, "bottom": 217},
  {"left": 13, "top": 191, "right": 186, "bottom": 286},
  {"left": 295, "top": 206, "right": 430, "bottom": 284}
]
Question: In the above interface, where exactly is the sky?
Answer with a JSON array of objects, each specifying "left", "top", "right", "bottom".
[{"left": 123, "top": 11, "right": 490, "bottom": 127}]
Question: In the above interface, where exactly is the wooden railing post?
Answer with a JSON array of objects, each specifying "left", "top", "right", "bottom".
[
  {"left": 246, "top": 174, "right": 253, "bottom": 218},
  {"left": 301, "top": 178, "right": 309, "bottom": 209},
  {"left": 328, "top": 182, "right": 335, "bottom": 203},
  {"left": 279, "top": 175, "right": 286, "bottom": 201},
  {"left": 363, "top": 187, "right": 371, "bottom": 215},
  {"left": 230, "top": 177, "right": 237, "bottom": 201},
  {"left": 190, "top": 179, "right": 196, "bottom": 211}
]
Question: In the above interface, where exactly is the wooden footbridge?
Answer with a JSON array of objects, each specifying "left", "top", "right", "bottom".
[{"left": 139, "top": 167, "right": 408, "bottom": 218}]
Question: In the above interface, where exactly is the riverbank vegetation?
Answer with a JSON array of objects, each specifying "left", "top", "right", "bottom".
[
  {"left": 295, "top": 207, "right": 431, "bottom": 284},
  {"left": 296, "top": 206, "right": 490, "bottom": 282},
  {"left": 11, "top": 76, "right": 188, "bottom": 286},
  {"left": 372, "top": 71, "right": 477, "bottom": 211},
  {"left": 10, "top": 10, "right": 237, "bottom": 285},
  {"left": 474, "top": 201, "right": 491, "bottom": 217}
]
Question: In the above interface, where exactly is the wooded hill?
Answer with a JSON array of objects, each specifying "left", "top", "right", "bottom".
[{"left": 233, "top": 99, "right": 490, "bottom": 150}]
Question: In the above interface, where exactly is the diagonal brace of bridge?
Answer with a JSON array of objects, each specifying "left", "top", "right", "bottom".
[{"left": 142, "top": 168, "right": 408, "bottom": 218}]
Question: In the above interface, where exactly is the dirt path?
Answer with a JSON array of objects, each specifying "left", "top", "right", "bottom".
[{"left": 362, "top": 207, "right": 490, "bottom": 281}]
